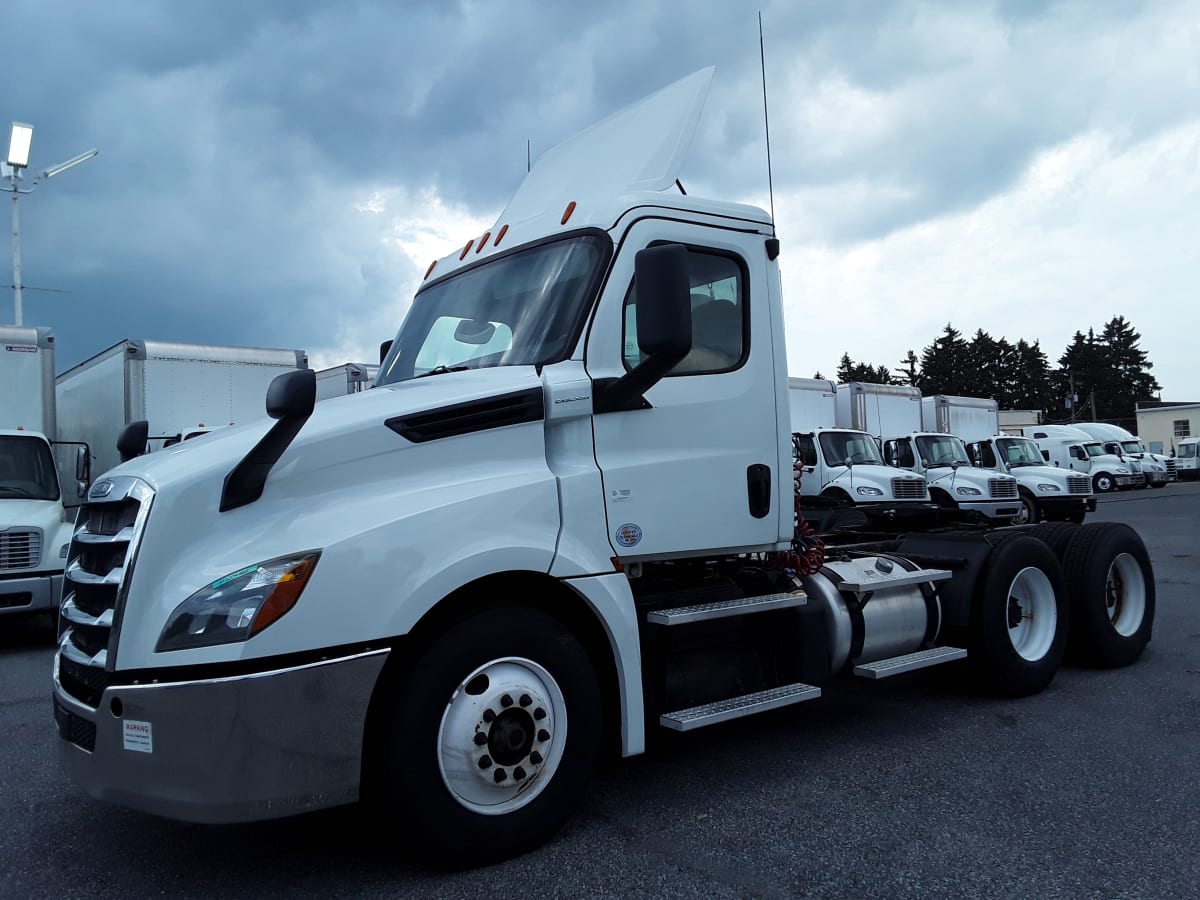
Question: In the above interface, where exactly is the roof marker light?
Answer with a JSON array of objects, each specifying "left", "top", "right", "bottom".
[
  {"left": 459, "top": 239, "right": 474, "bottom": 260},
  {"left": 424, "top": 259, "right": 437, "bottom": 280},
  {"left": 494, "top": 224, "right": 508, "bottom": 246},
  {"left": 561, "top": 201, "right": 576, "bottom": 225},
  {"left": 476, "top": 231, "right": 491, "bottom": 253}
]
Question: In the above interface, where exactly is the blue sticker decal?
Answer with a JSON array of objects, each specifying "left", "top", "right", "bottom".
[{"left": 615, "top": 523, "right": 642, "bottom": 548}]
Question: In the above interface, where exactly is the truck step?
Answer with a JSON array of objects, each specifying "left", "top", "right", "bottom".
[
  {"left": 659, "top": 682, "right": 821, "bottom": 732},
  {"left": 852, "top": 646, "right": 967, "bottom": 679},
  {"left": 836, "top": 568, "right": 953, "bottom": 593},
  {"left": 645, "top": 592, "right": 806, "bottom": 626}
]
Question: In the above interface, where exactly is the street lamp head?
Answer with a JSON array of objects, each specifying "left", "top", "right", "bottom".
[
  {"left": 7, "top": 123, "right": 33, "bottom": 168},
  {"left": 39, "top": 147, "right": 99, "bottom": 181}
]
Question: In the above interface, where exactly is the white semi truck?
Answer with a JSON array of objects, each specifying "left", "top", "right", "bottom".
[
  {"left": 315, "top": 362, "right": 380, "bottom": 402},
  {"left": 1023, "top": 425, "right": 1143, "bottom": 493},
  {"left": 835, "top": 382, "right": 1020, "bottom": 523},
  {"left": 1175, "top": 437, "right": 1199, "bottom": 480},
  {"left": 921, "top": 394, "right": 1094, "bottom": 525},
  {"left": 787, "top": 378, "right": 931, "bottom": 518},
  {"left": 56, "top": 340, "right": 309, "bottom": 480},
  {"left": 51, "top": 70, "right": 1156, "bottom": 865},
  {"left": 0, "top": 326, "right": 88, "bottom": 621},
  {"left": 1072, "top": 422, "right": 1173, "bottom": 487}
]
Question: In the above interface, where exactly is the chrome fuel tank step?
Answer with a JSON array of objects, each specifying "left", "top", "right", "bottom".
[
  {"left": 852, "top": 646, "right": 967, "bottom": 679},
  {"left": 645, "top": 592, "right": 806, "bottom": 625},
  {"left": 659, "top": 682, "right": 821, "bottom": 731}
]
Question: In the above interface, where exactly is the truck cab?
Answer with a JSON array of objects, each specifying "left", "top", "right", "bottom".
[
  {"left": 1175, "top": 437, "right": 1199, "bottom": 480},
  {"left": 1023, "top": 426, "right": 1142, "bottom": 493},
  {"left": 965, "top": 434, "right": 1095, "bottom": 523},
  {"left": 879, "top": 431, "right": 1020, "bottom": 522},
  {"left": 1072, "top": 423, "right": 1172, "bottom": 487}
]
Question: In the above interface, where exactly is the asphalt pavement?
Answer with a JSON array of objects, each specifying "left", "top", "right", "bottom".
[{"left": 2, "top": 483, "right": 1197, "bottom": 898}]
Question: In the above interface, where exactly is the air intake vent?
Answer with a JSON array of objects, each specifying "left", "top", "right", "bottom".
[{"left": 387, "top": 388, "right": 544, "bottom": 443}]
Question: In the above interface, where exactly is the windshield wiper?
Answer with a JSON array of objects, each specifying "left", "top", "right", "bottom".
[{"left": 415, "top": 365, "right": 470, "bottom": 379}]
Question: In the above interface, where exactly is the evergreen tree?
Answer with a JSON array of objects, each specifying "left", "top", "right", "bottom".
[
  {"left": 836, "top": 352, "right": 894, "bottom": 385},
  {"left": 1055, "top": 329, "right": 1107, "bottom": 421},
  {"left": 1009, "top": 340, "right": 1054, "bottom": 411},
  {"left": 897, "top": 350, "right": 920, "bottom": 386},
  {"left": 1097, "top": 316, "right": 1161, "bottom": 424},
  {"left": 917, "top": 324, "right": 969, "bottom": 395}
]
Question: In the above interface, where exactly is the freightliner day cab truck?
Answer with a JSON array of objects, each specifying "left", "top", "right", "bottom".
[
  {"left": 1072, "top": 422, "right": 1173, "bottom": 487},
  {"left": 787, "top": 377, "right": 931, "bottom": 521},
  {"left": 1176, "top": 437, "right": 1199, "bottom": 480},
  {"left": 836, "top": 382, "right": 1020, "bottom": 523},
  {"left": 1, "top": 326, "right": 89, "bottom": 621},
  {"left": 920, "top": 394, "right": 1094, "bottom": 525},
  {"left": 52, "top": 70, "right": 1157, "bottom": 865},
  {"left": 1023, "top": 425, "right": 1143, "bottom": 493}
]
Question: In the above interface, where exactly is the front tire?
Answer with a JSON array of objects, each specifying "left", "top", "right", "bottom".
[
  {"left": 969, "top": 535, "right": 1068, "bottom": 696},
  {"left": 1092, "top": 473, "right": 1115, "bottom": 494},
  {"left": 379, "top": 606, "right": 601, "bottom": 866},
  {"left": 1012, "top": 489, "right": 1040, "bottom": 526}
]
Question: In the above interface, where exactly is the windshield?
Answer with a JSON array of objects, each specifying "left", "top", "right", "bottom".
[
  {"left": 1084, "top": 443, "right": 1106, "bottom": 458},
  {"left": 996, "top": 437, "right": 1044, "bottom": 467},
  {"left": 0, "top": 435, "right": 60, "bottom": 501},
  {"left": 1121, "top": 441, "right": 1145, "bottom": 454},
  {"left": 1179, "top": 443, "right": 1197, "bottom": 459},
  {"left": 818, "top": 431, "right": 884, "bottom": 466},
  {"left": 377, "top": 234, "right": 610, "bottom": 384},
  {"left": 915, "top": 435, "right": 970, "bottom": 468}
]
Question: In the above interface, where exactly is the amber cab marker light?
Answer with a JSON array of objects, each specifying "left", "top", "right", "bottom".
[
  {"left": 424, "top": 259, "right": 437, "bottom": 280},
  {"left": 459, "top": 239, "right": 474, "bottom": 260},
  {"left": 476, "top": 231, "right": 491, "bottom": 253},
  {"left": 494, "top": 224, "right": 508, "bottom": 246},
  {"left": 561, "top": 201, "right": 576, "bottom": 225}
]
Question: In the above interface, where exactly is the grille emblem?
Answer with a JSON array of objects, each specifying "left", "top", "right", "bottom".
[{"left": 90, "top": 480, "right": 114, "bottom": 499}]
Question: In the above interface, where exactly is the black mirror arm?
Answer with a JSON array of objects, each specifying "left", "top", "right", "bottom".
[{"left": 592, "top": 348, "right": 687, "bottom": 414}]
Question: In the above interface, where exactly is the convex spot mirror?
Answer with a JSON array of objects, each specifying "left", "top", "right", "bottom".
[{"left": 117, "top": 421, "right": 149, "bottom": 463}]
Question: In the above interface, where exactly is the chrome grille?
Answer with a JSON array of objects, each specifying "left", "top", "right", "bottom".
[
  {"left": 57, "top": 477, "right": 153, "bottom": 709},
  {"left": 1067, "top": 475, "right": 1091, "bottom": 495},
  {"left": 988, "top": 478, "right": 1018, "bottom": 499},
  {"left": 0, "top": 528, "right": 41, "bottom": 569},
  {"left": 891, "top": 478, "right": 926, "bottom": 500},
  {"left": 1165, "top": 459, "right": 1177, "bottom": 479}
]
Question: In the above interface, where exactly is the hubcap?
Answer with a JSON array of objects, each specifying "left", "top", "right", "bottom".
[
  {"left": 1105, "top": 552, "right": 1146, "bottom": 636},
  {"left": 436, "top": 657, "right": 566, "bottom": 815},
  {"left": 1005, "top": 566, "right": 1057, "bottom": 661}
]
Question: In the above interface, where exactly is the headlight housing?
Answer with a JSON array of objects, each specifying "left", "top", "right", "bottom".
[
  {"left": 856, "top": 486, "right": 884, "bottom": 496},
  {"left": 157, "top": 551, "right": 321, "bottom": 652},
  {"left": 1115, "top": 467, "right": 1129, "bottom": 475},
  {"left": 1036, "top": 483, "right": 1061, "bottom": 492},
  {"left": 955, "top": 486, "right": 982, "bottom": 496}
]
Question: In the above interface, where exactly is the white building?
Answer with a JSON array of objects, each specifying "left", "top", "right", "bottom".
[{"left": 1135, "top": 402, "right": 1200, "bottom": 454}]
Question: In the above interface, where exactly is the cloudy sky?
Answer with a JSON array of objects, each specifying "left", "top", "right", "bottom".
[{"left": 5, "top": 0, "right": 1198, "bottom": 402}]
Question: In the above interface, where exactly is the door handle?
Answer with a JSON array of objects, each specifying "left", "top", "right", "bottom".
[{"left": 747, "top": 464, "right": 771, "bottom": 519}]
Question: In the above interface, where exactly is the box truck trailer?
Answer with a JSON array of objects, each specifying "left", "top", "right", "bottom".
[
  {"left": 52, "top": 69, "right": 1155, "bottom": 865},
  {"left": 921, "top": 395, "right": 1094, "bottom": 524},
  {"left": 315, "top": 362, "right": 380, "bottom": 402},
  {"left": 56, "top": 340, "right": 309, "bottom": 480}
]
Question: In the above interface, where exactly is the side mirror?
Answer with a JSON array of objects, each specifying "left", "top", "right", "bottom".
[
  {"left": 76, "top": 480, "right": 88, "bottom": 499},
  {"left": 379, "top": 339, "right": 393, "bottom": 365},
  {"left": 75, "top": 445, "right": 91, "bottom": 484},
  {"left": 266, "top": 369, "right": 317, "bottom": 420},
  {"left": 117, "top": 421, "right": 150, "bottom": 463}
]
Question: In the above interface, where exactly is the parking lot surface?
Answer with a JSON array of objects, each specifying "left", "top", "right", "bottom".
[{"left": 2, "top": 483, "right": 1197, "bottom": 898}]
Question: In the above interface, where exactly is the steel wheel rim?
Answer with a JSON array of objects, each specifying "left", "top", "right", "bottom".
[
  {"left": 1106, "top": 552, "right": 1146, "bottom": 637},
  {"left": 1005, "top": 566, "right": 1057, "bottom": 661},
  {"left": 436, "top": 657, "right": 566, "bottom": 816},
  {"left": 1096, "top": 475, "right": 1112, "bottom": 492},
  {"left": 1014, "top": 496, "right": 1035, "bottom": 525}
]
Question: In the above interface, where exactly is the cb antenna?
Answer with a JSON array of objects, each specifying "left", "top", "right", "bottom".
[
  {"left": 527, "top": 139, "right": 531, "bottom": 173},
  {"left": 759, "top": 10, "right": 776, "bottom": 232}
]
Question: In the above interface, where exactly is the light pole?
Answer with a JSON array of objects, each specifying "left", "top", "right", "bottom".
[{"left": 5, "top": 122, "right": 98, "bottom": 326}]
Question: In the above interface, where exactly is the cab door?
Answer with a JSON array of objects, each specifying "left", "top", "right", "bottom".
[{"left": 585, "top": 218, "right": 785, "bottom": 559}]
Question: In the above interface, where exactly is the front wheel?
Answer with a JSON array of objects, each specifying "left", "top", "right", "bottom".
[
  {"left": 377, "top": 606, "right": 601, "bottom": 866},
  {"left": 1092, "top": 473, "right": 1115, "bottom": 494},
  {"left": 1012, "top": 489, "right": 1040, "bottom": 526}
]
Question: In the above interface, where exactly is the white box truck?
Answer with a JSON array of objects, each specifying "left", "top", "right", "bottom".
[
  {"left": 837, "top": 382, "right": 1020, "bottom": 523},
  {"left": 1022, "top": 425, "right": 1143, "bottom": 493},
  {"left": 0, "top": 326, "right": 87, "bottom": 620},
  {"left": 1072, "top": 423, "right": 1173, "bottom": 487},
  {"left": 51, "top": 69, "right": 1155, "bottom": 866},
  {"left": 787, "top": 378, "right": 931, "bottom": 518},
  {"left": 922, "top": 395, "right": 1094, "bottom": 525},
  {"left": 315, "top": 362, "right": 379, "bottom": 402},
  {"left": 56, "top": 340, "right": 309, "bottom": 480}
]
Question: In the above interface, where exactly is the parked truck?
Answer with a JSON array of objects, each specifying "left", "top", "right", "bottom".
[
  {"left": 56, "top": 340, "right": 309, "bottom": 480},
  {"left": 1023, "top": 424, "right": 1143, "bottom": 493},
  {"left": 921, "top": 394, "right": 1094, "bottom": 524},
  {"left": 1072, "top": 422, "right": 1173, "bottom": 487},
  {"left": 1175, "top": 437, "right": 1199, "bottom": 480},
  {"left": 52, "top": 69, "right": 1155, "bottom": 865},
  {"left": 1, "top": 326, "right": 88, "bottom": 621},
  {"left": 315, "top": 362, "right": 380, "bottom": 402},
  {"left": 836, "top": 382, "right": 1020, "bottom": 523},
  {"left": 788, "top": 378, "right": 931, "bottom": 518}
]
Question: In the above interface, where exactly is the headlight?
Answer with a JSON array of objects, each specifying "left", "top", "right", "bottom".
[
  {"left": 1115, "top": 468, "right": 1129, "bottom": 475},
  {"left": 157, "top": 551, "right": 321, "bottom": 652},
  {"left": 955, "top": 486, "right": 982, "bottom": 496},
  {"left": 1036, "top": 484, "right": 1061, "bottom": 492},
  {"left": 856, "top": 486, "right": 884, "bottom": 496}
]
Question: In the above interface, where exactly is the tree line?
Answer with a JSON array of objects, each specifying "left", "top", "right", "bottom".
[{"left": 821, "top": 316, "right": 1160, "bottom": 426}]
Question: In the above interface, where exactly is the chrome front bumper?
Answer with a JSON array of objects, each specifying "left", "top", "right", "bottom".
[
  {"left": 960, "top": 500, "right": 1022, "bottom": 521},
  {"left": 53, "top": 648, "right": 389, "bottom": 823},
  {"left": 0, "top": 572, "right": 61, "bottom": 616}
]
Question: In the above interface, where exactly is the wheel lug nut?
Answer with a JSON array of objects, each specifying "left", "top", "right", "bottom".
[
  {"left": 529, "top": 751, "right": 543, "bottom": 765},
  {"left": 538, "top": 729, "right": 550, "bottom": 742},
  {"left": 482, "top": 709, "right": 496, "bottom": 723},
  {"left": 513, "top": 766, "right": 527, "bottom": 781},
  {"left": 500, "top": 694, "right": 513, "bottom": 707},
  {"left": 519, "top": 694, "right": 532, "bottom": 707},
  {"left": 494, "top": 768, "right": 507, "bottom": 783},
  {"left": 473, "top": 732, "right": 488, "bottom": 746},
  {"left": 478, "top": 755, "right": 492, "bottom": 769},
  {"left": 533, "top": 708, "right": 546, "bottom": 720}
]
